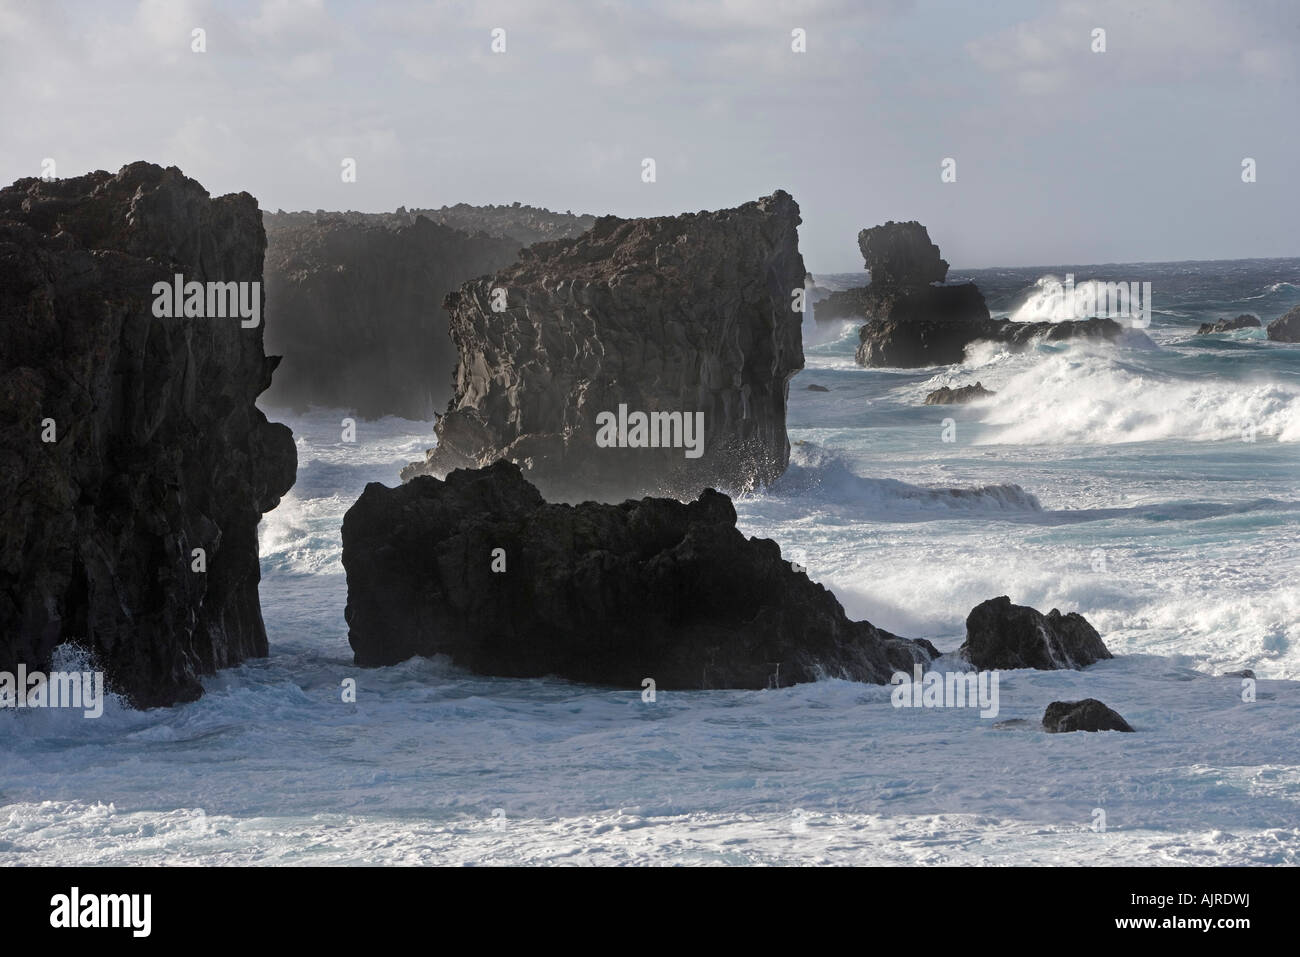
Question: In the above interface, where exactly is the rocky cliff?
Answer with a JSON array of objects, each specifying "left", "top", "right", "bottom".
[
  {"left": 343, "top": 460, "right": 938, "bottom": 687},
  {"left": 401, "top": 190, "right": 808, "bottom": 502},
  {"left": 0, "top": 162, "right": 296, "bottom": 708},
  {"left": 261, "top": 216, "right": 521, "bottom": 418}
]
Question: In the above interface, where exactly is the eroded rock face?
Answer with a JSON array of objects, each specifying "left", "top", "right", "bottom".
[
  {"left": 1043, "top": 699, "right": 1134, "bottom": 733},
  {"left": 343, "top": 460, "right": 938, "bottom": 687},
  {"left": 960, "top": 597, "right": 1113, "bottom": 671},
  {"left": 402, "top": 190, "right": 807, "bottom": 502},
  {"left": 1267, "top": 305, "right": 1300, "bottom": 342},
  {"left": 924, "top": 382, "right": 995, "bottom": 405},
  {"left": 261, "top": 216, "right": 521, "bottom": 419},
  {"left": 858, "top": 221, "right": 949, "bottom": 289},
  {"left": 0, "top": 162, "right": 296, "bottom": 707},
  {"left": 1197, "top": 314, "right": 1260, "bottom": 334}
]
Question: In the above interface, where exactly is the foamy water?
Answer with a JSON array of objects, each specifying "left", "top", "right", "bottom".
[{"left": 3, "top": 259, "right": 1298, "bottom": 865}]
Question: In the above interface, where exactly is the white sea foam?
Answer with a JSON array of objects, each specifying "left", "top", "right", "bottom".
[{"left": 972, "top": 350, "right": 1300, "bottom": 445}]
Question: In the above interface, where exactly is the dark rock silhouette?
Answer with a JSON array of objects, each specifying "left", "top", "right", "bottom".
[
  {"left": 261, "top": 216, "right": 520, "bottom": 418},
  {"left": 1043, "top": 699, "right": 1134, "bottom": 733},
  {"left": 924, "top": 382, "right": 995, "bottom": 405},
  {"left": 814, "top": 221, "right": 1149, "bottom": 365},
  {"left": 343, "top": 460, "right": 938, "bottom": 687},
  {"left": 858, "top": 220, "right": 949, "bottom": 288},
  {"left": 1197, "top": 313, "right": 1260, "bottom": 334},
  {"left": 1267, "top": 305, "right": 1300, "bottom": 342},
  {"left": 960, "top": 597, "right": 1113, "bottom": 670},
  {"left": 402, "top": 190, "right": 807, "bottom": 502},
  {"left": 0, "top": 163, "right": 296, "bottom": 707},
  {"left": 805, "top": 384, "right": 830, "bottom": 392},
  {"left": 858, "top": 314, "right": 1129, "bottom": 368}
]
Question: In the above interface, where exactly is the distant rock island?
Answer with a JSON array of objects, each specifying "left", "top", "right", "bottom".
[{"left": 813, "top": 221, "right": 1147, "bottom": 367}]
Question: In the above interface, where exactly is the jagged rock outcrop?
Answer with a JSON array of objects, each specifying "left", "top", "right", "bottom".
[
  {"left": 1267, "top": 305, "right": 1300, "bottom": 342},
  {"left": 402, "top": 190, "right": 807, "bottom": 502},
  {"left": 261, "top": 216, "right": 521, "bottom": 418},
  {"left": 924, "top": 382, "right": 995, "bottom": 405},
  {"left": 815, "top": 220, "right": 1148, "bottom": 366},
  {"left": 343, "top": 460, "right": 938, "bottom": 687},
  {"left": 1043, "top": 699, "right": 1134, "bottom": 733},
  {"left": 0, "top": 162, "right": 296, "bottom": 708},
  {"left": 813, "top": 222, "right": 962, "bottom": 326},
  {"left": 1197, "top": 313, "right": 1260, "bottom": 334},
  {"left": 859, "top": 221, "right": 949, "bottom": 288},
  {"left": 960, "top": 597, "right": 1113, "bottom": 670}
]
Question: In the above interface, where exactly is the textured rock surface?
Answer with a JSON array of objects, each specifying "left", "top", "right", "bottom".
[
  {"left": 858, "top": 221, "right": 949, "bottom": 289},
  {"left": 857, "top": 314, "right": 1130, "bottom": 368},
  {"left": 261, "top": 216, "right": 520, "bottom": 418},
  {"left": 1197, "top": 313, "right": 1260, "bottom": 334},
  {"left": 960, "top": 596, "right": 1113, "bottom": 670},
  {"left": 1267, "top": 305, "right": 1300, "bottom": 342},
  {"left": 924, "top": 382, "right": 995, "bottom": 405},
  {"left": 402, "top": 190, "right": 807, "bottom": 502},
  {"left": 264, "top": 203, "right": 595, "bottom": 247},
  {"left": 0, "top": 162, "right": 296, "bottom": 707},
  {"left": 1043, "top": 699, "right": 1134, "bottom": 733},
  {"left": 343, "top": 461, "right": 938, "bottom": 687}
]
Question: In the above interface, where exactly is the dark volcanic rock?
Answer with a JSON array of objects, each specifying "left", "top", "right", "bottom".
[
  {"left": 858, "top": 221, "right": 949, "bottom": 289},
  {"left": 343, "top": 460, "right": 938, "bottom": 687},
  {"left": 261, "top": 216, "right": 521, "bottom": 419},
  {"left": 960, "top": 597, "right": 1113, "bottom": 671},
  {"left": 924, "top": 382, "right": 995, "bottom": 405},
  {"left": 1267, "top": 305, "right": 1300, "bottom": 342},
  {"left": 824, "top": 221, "right": 1149, "bottom": 365},
  {"left": 264, "top": 203, "right": 596, "bottom": 247},
  {"left": 0, "top": 162, "right": 296, "bottom": 707},
  {"left": 1197, "top": 313, "right": 1260, "bottom": 335},
  {"left": 813, "top": 285, "right": 874, "bottom": 323},
  {"left": 401, "top": 190, "right": 807, "bottom": 502},
  {"left": 857, "top": 314, "right": 1129, "bottom": 368},
  {"left": 1043, "top": 699, "right": 1134, "bottom": 733}
]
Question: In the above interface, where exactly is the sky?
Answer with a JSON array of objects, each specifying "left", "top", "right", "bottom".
[{"left": 1, "top": 0, "right": 1297, "bottom": 272}]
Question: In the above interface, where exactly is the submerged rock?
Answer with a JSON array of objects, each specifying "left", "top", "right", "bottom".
[
  {"left": 1267, "top": 305, "right": 1300, "bottom": 342},
  {"left": 924, "top": 382, "right": 996, "bottom": 405},
  {"left": 261, "top": 216, "right": 521, "bottom": 419},
  {"left": 401, "top": 190, "right": 807, "bottom": 502},
  {"left": 0, "top": 163, "right": 296, "bottom": 707},
  {"left": 343, "top": 460, "right": 938, "bottom": 687},
  {"left": 1043, "top": 699, "right": 1134, "bottom": 733},
  {"left": 1197, "top": 313, "right": 1260, "bottom": 334},
  {"left": 960, "top": 597, "right": 1113, "bottom": 670},
  {"left": 805, "top": 384, "right": 830, "bottom": 392}
]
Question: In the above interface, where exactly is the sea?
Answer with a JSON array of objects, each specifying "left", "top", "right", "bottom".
[{"left": 2, "top": 258, "right": 1298, "bottom": 865}]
